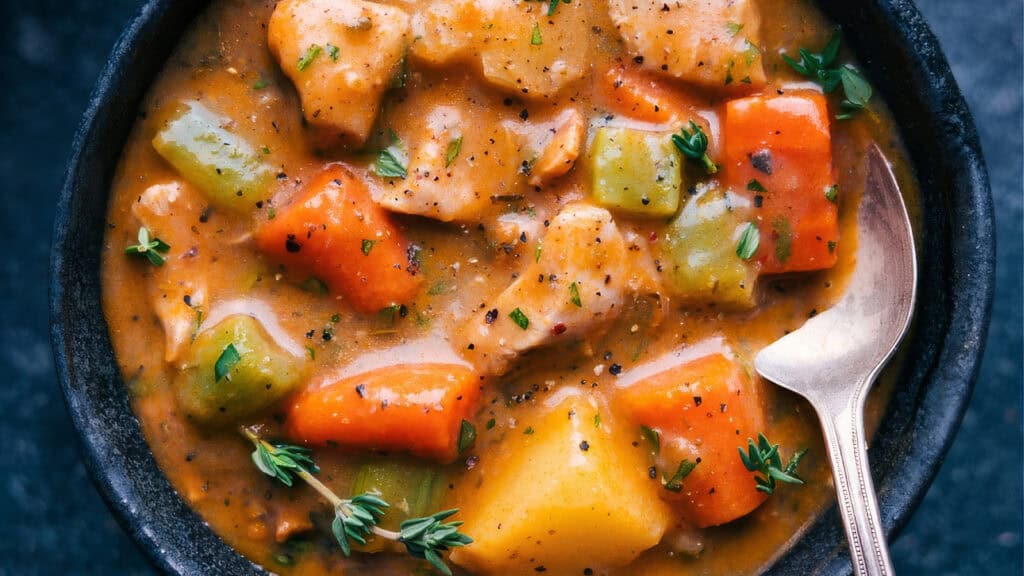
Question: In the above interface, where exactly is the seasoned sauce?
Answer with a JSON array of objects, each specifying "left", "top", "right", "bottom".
[{"left": 101, "top": 0, "right": 919, "bottom": 574}]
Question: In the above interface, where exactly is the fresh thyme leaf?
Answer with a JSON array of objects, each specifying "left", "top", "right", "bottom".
[
  {"left": 523, "top": 426, "right": 535, "bottom": 435},
  {"left": 640, "top": 425, "right": 661, "bottom": 454},
  {"left": 445, "top": 136, "right": 463, "bottom": 167},
  {"left": 726, "top": 21, "right": 744, "bottom": 36},
  {"left": 214, "top": 343, "right": 241, "bottom": 382},
  {"left": 534, "top": 241, "right": 543, "bottom": 263},
  {"left": 252, "top": 76, "right": 268, "bottom": 90},
  {"left": 747, "top": 179, "right": 767, "bottom": 193},
  {"left": 361, "top": 239, "right": 376, "bottom": 256},
  {"left": 247, "top": 436, "right": 319, "bottom": 488},
  {"left": 825, "top": 184, "right": 839, "bottom": 203},
  {"left": 736, "top": 222, "right": 760, "bottom": 260},
  {"left": 306, "top": 346, "right": 316, "bottom": 360},
  {"left": 398, "top": 509, "right": 473, "bottom": 576},
  {"left": 569, "top": 282, "right": 582, "bottom": 307},
  {"left": 738, "top": 433, "right": 807, "bottom": 495},
  {"left": 782, "top": 28, "right": 872, "bottom": 119},
  {"left": 458, "top": 419, "right": 477, "bottom": 453},
  {"left": 297, "top": 44, "right": 322, "bottom": 71},
  {"left": 593, "top": 413, "right": 602, "bottom": 428},
  {"left": 838, "top": 65, "right": 873, "bottom": 113},
  {"left": 326, "top": 43, "right": 340, "bottom": 62},
  {"left": 509, "top": 307, "right": 530, "bottom": 330},
  {"left": 486, "top": 418, "right": 496, "bottom": 430},
  {"left": 374, "top": 146, "right": 408, "bottom": 179},
  {"left": 531, "top": 23, "right": 543, "bottom": 45},
  {"left": 525, "top": 0, "right": 570, "bottom": 17},
  {"left": 125, "top": 226, "right": 171, "bottom": 266},
  {"left": 772, "top": 216, "right": 792, "bottom": 263},
  {"left": 671, "top": 120, "right": 718, "bottom": 174},
  {"left": 828, "top": 240, "right": 837, "bottom": 253},
  {"left": 662, "top": 459, "right": 698, "bottom": 493}
]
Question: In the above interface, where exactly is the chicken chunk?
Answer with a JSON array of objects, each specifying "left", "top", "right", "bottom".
[
  {"left": 268, "top": 0, "right": 410, "bottom": 145},
  {"left": 461, "top": 204, "right": 647, "bottom": 374},
  {"left": 410, "top": 0, "right": 592, "bottom": 99},
  {"left": 131, "top": 182, "right": 207, "bottom": 363},
  {"left": 528, "top": 108, "right": 586, "bottom": 187},
  {"left": 369, "top": 78, "right": 527, "bottom": 222},
  {"left": 607, "top": 0, "right": 766, "bottom": 89}
]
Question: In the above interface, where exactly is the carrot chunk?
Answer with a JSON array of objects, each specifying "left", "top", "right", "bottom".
[
  {"left": 723, "top": 92, "right": 838, "bottom": 274},
  {"left": 599, "top": 66, "right": 703, "bottom": 125},
  {"left": 285, "top": 364, "right": 480, "bottom": 462},
  {"left": 616, "top": 353, "right": 767, "bottom": 527},
  {"left": 255, "top": 165, "right": 421, "bottom": 312}
]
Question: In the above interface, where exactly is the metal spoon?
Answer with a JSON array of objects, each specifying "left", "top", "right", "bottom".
[{"left": 755, "top": 143, "right": 915, "bottom": 576}]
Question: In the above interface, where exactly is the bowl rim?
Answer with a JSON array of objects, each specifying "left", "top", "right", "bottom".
[{"left": 50, "top": 0, "right": 995, "bottom": 574}]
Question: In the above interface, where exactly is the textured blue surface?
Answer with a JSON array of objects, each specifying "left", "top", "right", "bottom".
[{"left": 1, "top": 0, "right": 1020, "bottom": 574}]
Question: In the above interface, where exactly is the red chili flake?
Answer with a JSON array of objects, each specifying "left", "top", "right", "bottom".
[{"left": 551, "top": 323, "right": 567, "bottom": 335}]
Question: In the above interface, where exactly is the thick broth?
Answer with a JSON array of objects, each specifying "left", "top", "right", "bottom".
[{"left": 101, "top": 0, "right": 919, "bottom": 574}]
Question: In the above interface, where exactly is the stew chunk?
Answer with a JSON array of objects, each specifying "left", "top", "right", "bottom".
[
  {"left": 269, "top": 0, "right": 410, "bottom": 145},
  {"left": 607, "top": 0, "right": 766, "bottom": 88},
  {"left": 450, "top": 392, "right": 672, "bottom": 574}
]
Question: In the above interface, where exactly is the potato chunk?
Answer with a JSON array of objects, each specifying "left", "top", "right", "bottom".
[
  {"left": 410, "top": 0, "right": 591, "bottom": 99},
  {"left": 607, "top": 0, "right": 765, "bottom": 89},
  {"left": 268, "top": 0, "right": 410, "bottom": 145},
  {"left": 460, "top": 204, "right": 648, "bottom": 374},
  {"left": 449, "top": 391, "right": 673, "bottom": 574}
]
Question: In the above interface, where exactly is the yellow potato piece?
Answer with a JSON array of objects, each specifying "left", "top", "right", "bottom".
[
  {"left": 450, "top": 391, "right": 673, "bottom": 575},
  {"left": 607, "top": 0, "right": 766, "bottom": 89}
]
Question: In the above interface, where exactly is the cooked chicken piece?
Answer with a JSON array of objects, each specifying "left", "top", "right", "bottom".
[
  {"left": 607, "top": 0, "right": 766, "bottom": 89},
  {"left": 132, "top": 182, "right": 207, "bottom": 363},
  {"left": 268, "top": 0, "right": 410, "bottom": 145},
  {"left": 369, "top": 79, "right": 527, "bottom": 222},
  {"left": 410, "top": 0, "right": 592, "bottom": 99},
  {"left": 528, "top": 108, "right": 586, "bottom": 187},
  {"left": 461, "top": 204, "right": 650, "bottom": 374}
]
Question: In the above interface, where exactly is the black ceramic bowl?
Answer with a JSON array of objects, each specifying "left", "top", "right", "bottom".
[{"left": 50, "top": 1, "right": 994, "bottom": 574}]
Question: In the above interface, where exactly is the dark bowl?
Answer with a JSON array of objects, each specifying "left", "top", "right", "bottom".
[{"left": 50, "top": 0, "right": 994, "bottom": 574}]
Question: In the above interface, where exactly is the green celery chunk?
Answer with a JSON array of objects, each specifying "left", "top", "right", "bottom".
[
  {"left": 658, "top": 184, "right": 758, "bottom": 308},
  {"left": 590, "top": 127, "right": 683, "bottom": 217},
  {"left": 175, "top": 315, "right": 309, "bottom": 424},
  {"left": 152, "top": 101, "right": 274, "bottom": 212},
  {"left": 350, "top": 459, "right": 444, "bottom": 553}
]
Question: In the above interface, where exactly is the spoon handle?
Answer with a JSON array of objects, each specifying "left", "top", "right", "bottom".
[{"left": 818, "top": 392, "right": 895, "bottom": 576}]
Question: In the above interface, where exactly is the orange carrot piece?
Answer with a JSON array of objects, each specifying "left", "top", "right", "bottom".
[
  {"left": 723, "top": 92, "right": 838, "bottom": 274},
  {"left": 599, "top": 66, "right": 701, "bottom": 126},
  {"left": 285, "top": 364, "right": 481, "bottom": 462},
  {"left": 617, "top": 354, "right": 767, "bottom": 528},
  {"left": 255, "top": 164, "right": 421, "bottom": 313}
]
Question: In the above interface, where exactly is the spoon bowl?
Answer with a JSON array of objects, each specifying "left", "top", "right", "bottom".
[{"left": 755, "top": 142, "right": 917, "bottom": 576}]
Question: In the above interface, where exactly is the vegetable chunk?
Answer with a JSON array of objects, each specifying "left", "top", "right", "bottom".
[
  {"left": 349, "top": 459, "right": 445, "bottom": 553},
  {"left": 658, "top": 183, "right": 759, "bottom": 308},
  {"left": 590, "top": 126, "right": 683, "bottom": 217},
  {"left": 607, "top": 0, "right": 765, "bottom": 89},
  {"left": 175, "top": 315, "right": 309, "bottom": 424},
  {"left": 255, "top": 165, "right": 422, "bottom": 312},
  {"left": 285, "top": 364, "right": 480, "bottom": 462},
  {"left": 410, "top": 0, "right": 591, "bottom": 99},
  {"left": 152, "top": 102, "right": 274, "bottom": 212},
  {"left": 617, "top": 352, "right": 767, "bottom": 527},
  {"left": 723, "top": 92, "right": 838, "bottom": 273},
  {"left": 461, "top": 204, "right": 648, "bottom": 374},
  {"left": 449, "top": 392, "right": 672, "bottom": 574},
  {"left": 268, "top": 0, "right": 410, "bottom": 145}
]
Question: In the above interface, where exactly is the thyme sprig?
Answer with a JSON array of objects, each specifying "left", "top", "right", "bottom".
[
  {"left": 781, "top": 28, "right": 872, "bottom": 120},
  {"left": 241, "top": 428, "right": 472, "bottom": 575},
  {"left": 738, "top": 433, "right": 808, "bottom": 495},
  {"left": 125, "top": 226, "right": 170, "bottom": 266},
  {"left": 671, "top": 120, "right": 718, "bottom": 174}
]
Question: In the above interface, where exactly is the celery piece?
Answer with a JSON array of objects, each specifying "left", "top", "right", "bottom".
[
  {"left": 175, "top": 315, "right": 308, "bottom": 424},
  {"left": 350, "top": 459, "right": 444, "bottom": 553},
  {"left": 590, "top": 127, "right": 683, "bottom": 217},
  {"left": 658, "top": 184, "right": 758, "bottom": 308},
  {"left": 153, "top": 101, "right": 274, "bottom": 211}
]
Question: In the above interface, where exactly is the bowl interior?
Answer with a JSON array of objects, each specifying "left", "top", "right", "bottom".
[{"left": 50, "top": 1, "right": 994, "bottom": 574}]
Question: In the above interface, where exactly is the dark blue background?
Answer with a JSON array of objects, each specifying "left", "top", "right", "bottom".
[{"left": 1, "top": 1, "right": 1020, "bottom": 574}]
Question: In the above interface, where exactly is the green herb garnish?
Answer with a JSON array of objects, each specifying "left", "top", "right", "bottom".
[
  {"left": 569, "top": 282, "right": 582, "bottom": 307},
  {"left": 242, "top": 429, "right": 472, "bottom": 575},
  {"left": 445, "top": 136, "right": 463, "bottom": 168},
  {"left": 361, "top": 239, "right": 376, "bottom": 256},
  {"left": 747, "top": 179, "right": 767, "bottom": 193},
  {"left": 531, "top": 23, "right": 543, "bottom": 45},
  {"left": 738, "top": 433, "right": 808, "bottom": 495},
  {"left": 509, "top": 308, "right": 530, "bottom": 330},
  {"left": 458, "top": 420, "right": 477, "bottom": 453},
  {"left": 781, "top": 29, "right": 872, "bottom": 119},
  {"left": 671, "top": 120, "right": 717, "bottom": 174},
  {"left": 640, "top": 425, "right": 660, "bottom": 454},
  {"left": 662, "top": 459, "right": 698, "bottom": 493},
  {"left": 772, "top": 216, "right": 792, "bottom": 263},
  {"left": 736, "top": 222, "right": 760, "bottom": 260},
  {"left": 375, "top": 146, "right": 407, "bottom": 179},
  {"left": 486, "top": 418, "right": 496, "bottom": 430},
  {"left": 125, "top": 226, "right": 171, "bottom": 266},
  {"left": 214, "top": 343, "right": 241, "bottom": 382},
  {"left": 326, "top": 43, "right": 340, "bottom": 62},
  {"left": 825, "top": 184, "right": 839, "bottom": 203},
  {"left": 297, "top": 44, "right": 323, "bottom": 71},
  {"left": 526, "top": 0, "right": 571, "bottom": 17}
]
